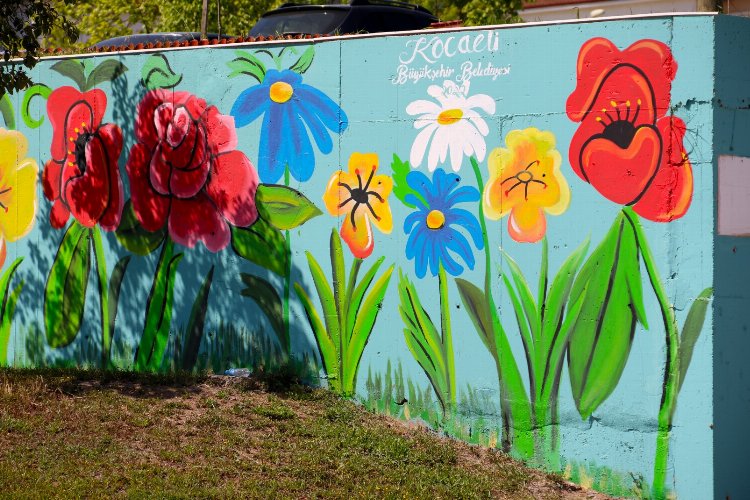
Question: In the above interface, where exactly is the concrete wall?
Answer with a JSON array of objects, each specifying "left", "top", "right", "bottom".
[{"left": 0, "top": 14, "right": 741, "bottom": 498}]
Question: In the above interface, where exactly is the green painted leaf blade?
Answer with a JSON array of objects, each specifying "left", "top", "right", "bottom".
[
  {"left": 240, "top": 273, "right": 287, "bottom": 351},
  {"left": 455, "top": 278, "right": 495, "bottom": 357},
  {"left": 50, "top": 60, "right": 86, "bottom": 90},
  {"left": 344, "top": 265, "right": 394, "bottom": 393},
  {"left": 289, "top": 45, "right": 315, "bottom": 74},
  {"left": 502, "top": 252, "right": 539, "bottom": 343},
  {"left": 228, "top": 51, "right": 266, "bottom": 82},
  {"left": 0, "top": 258, "right": 24, "bottom": 364},
  {"left": 345, "top": 257, "right": 384, "bottom": 337},
  {"left": 305, "top": 251, "right": 340, "bottom": 352},
  {"left": 107, "top": 255, "right": 131, "bottom": 348},
  {"left": 182, "top": 266, "right": 215, "bottom": 371},
  {"left": 231, "top": 218, "right": 287, "bottom": 276},
  {"left": 567, "top": 215, "right": 644, "bottom": 419},
  {"left": 45, "top": 223, "right": 91, "bottom": 348},
  {"left": 295, "top": 282, "right": 339, "bottom": 390},
  {"left": 256, "top": 184, "right": 323, "bottom": 230},
  {"left": 86, "top": 59, "right": 127, "bottom": 90},
  {"left": 115, "top": 200, "right": 166, "bottom": 255},
  {"left": 134, "top": 241, "right": 182, "bottom": 371},
  {"left": 0, "top": 94, "right": 14, "bottom": 130},
  {"left": 141, "top": 54, "right": 182, "bottom": 90},
  {"left": 677, "top": 287, "right": 713, "bottom": 395}
]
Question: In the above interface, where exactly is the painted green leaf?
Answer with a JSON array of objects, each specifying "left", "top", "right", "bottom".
[
  {"left": 455, "top": 278, "right": 495, "bottom": 356},
  {"left": 182, "top": 266, "right": 214, "bottom": 371},
  {"left": 134, "top": 240, "right": 182, "bottom": 372},
  {"left": 227, "top": 50, "right": 266, "bottom": 82},
  {"left": 0, "top": 258, "right": 24, "bottom": 365},
  {"left": 295, "top": 281, "right": 340, "bottom": 391},
  {"left": 141, "top": 54, "right": 183, "bottom": 90},
  {"left": 345, "top": 257, "right": 384, "bottom": 336},
  {"left": 0, "top": 94, "right": 14, "bottom": 130},
  {"left": 115, "top": 200, "right": 166, "bottom": 256},
  {"left": 21, "top": 84, "right": 51, "bottom": 129},
  {"left": 106, "top": 255, "right": 131, "bottom": 351},
  {"left": 391, "top": 154, "right": 423, "bottom": 208},
  {"left": 397, "top": 271, "right": 448, "bottom": 411},
  {"left": 86, "top": 59, "right": 128, "bottom": 90},
  {"left": 677, "top": 287, "right": 713, "bottom": 395},
  {"left": 344, "top": 264, "right": 394, "bottom": 395},
  {"left": 231, "top": 218, "right": 287, "bottom": 276},
  {"left": 502, "top": 252, "right": 540, "bottom": 344},
  {"left": 289, "top": 46, "right": 315, "bottom": 74},
  {"left": 44, "top": 223, "right": 91, "bottom": 348},
  {"left": 567, "top": 213, "right": 647, "bottom": 419},
  {"left": 50, "top": 60, "right": 87, "bottom": 90},
  {"left": 256, "top": 184, "right": 323, "bottom": 230},
  {"left": 304, "top": 250, "right": 339, "bottom": 355},
  {"left": 240, "top": 273, "right": 287, "bottom": 352}
]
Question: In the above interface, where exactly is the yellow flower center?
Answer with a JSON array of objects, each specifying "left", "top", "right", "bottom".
[
  {"left": 426, "top": 210, "right": 445, "bottom": 229},
  {"left": 269, "top": 82, "right": 293, "bottom": 103},
  {"left": 437, "top": 108, "right": 463, "bottom": 125}
]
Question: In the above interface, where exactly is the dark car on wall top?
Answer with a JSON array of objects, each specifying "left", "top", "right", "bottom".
[
  {"left": 250, "top": 0, "right": 439, "bottom": 37},
  {"left": 91, "top": 32, "right": 234, "bottom": 49}
]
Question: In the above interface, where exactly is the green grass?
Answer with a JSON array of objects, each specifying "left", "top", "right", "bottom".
[{"left": 0, "top": 368, "right": 590, "bottom": 499}]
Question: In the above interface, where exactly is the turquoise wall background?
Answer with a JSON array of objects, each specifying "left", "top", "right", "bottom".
[{"left": 0, "top": 13, "right": 743, "bottom": 499}]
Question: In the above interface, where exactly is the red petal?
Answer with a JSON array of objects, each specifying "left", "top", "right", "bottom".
[
  {"left": 633, "top": 117, "right": 693, "bottom": 222},
  {"left": 134, "top": 90, "right": 169, "bottom": 149},
  {"left": 97, "top": 124, "right": 125, "bottom": 231},
  {"left": 42, "top": 160, "right": 62, "bottom": 201},
  {"left": 64, "top": 133, "right": 111, "bottom": 227},
  {"left": 579, "top": 125, "right": 661, "bottom": 205},
  {"left": 204, "top": 105, "right": 238, "bottom": 154},
  {"left": 168, "top": 193, "right": 230, "bottom": 252},
  {"left": 126, "top": 142, "right": 170, "bottom": 232},
  {"left": 50, "top": 199, "right": 70, "bottom": 229},
  {"left": 47, "top": 87, "right": 106, "bottom": 163},
  {"left": 566, "top": 38, "right": 676, "bottom": 123},
  {"left": 206, "top": 151, "right": 259, "bottom": 228}
]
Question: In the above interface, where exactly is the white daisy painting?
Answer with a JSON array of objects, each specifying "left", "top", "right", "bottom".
[{"left": 406, "top": 80, "right": 496, "bottom": 172}]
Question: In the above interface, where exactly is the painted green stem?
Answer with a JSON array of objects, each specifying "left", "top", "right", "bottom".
[
  {"left": 282, "top": 167, "right": 292, "bottom": 354},
  {"left": 92, "top": 226, "right": 111, "bottom": 369},
  {"left": 623, "top": 207, "right": 679, "bottom": 499},
  {"left": 437, "top": 262, "right": 456, "bottom": 408},
  {"left": 469, "top": 156, "right": 534, "bottom": 457}
]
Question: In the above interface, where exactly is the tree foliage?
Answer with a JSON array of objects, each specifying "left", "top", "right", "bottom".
[{"left": 1, "top": 0, "right": 78, "bottom": 95}]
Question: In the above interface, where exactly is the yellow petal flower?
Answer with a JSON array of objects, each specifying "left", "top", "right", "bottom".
[
  {"left": 483, "top": 127, "right": 569, "bottom": 243},
  {"left": 322, "top": 152, "right": 393, "bottom": 258},
  {"left": 0, "top": 129, "right": 38, "bottom": 243}
]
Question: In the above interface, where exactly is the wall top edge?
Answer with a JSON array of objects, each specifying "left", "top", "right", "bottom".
[{"left": 26, "top": 12, "right": 720, "bottom": 63}]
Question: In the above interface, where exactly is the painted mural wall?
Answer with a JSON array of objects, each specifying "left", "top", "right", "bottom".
[{"left": 1, "top": 13, "right": 740, "bottom": 499}]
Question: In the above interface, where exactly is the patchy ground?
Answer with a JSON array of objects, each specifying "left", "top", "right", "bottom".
[{"left": 0, "top": 369, "right": 608, "bottom": 499}]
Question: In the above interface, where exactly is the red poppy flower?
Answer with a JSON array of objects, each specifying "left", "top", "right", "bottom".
[
  {"left": 42, "top": 86, "right": 124, "bottom": 230},
  {"left": 566, "top": 38, "right": 692, "bottom": 222},
  {"left": 126, "top": 90, "right": 259, "bottom": 252}
]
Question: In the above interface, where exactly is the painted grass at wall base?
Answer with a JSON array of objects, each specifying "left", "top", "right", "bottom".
[{"left": 3, "top": 13, "right": 749, "bottom": 499}]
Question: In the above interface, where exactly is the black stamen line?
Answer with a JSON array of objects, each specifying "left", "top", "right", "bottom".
[
  {"left": 524, "top": 182, "right": 530, "bottom": 200},
  {"left": 339, "top": 181, "right": 353, "bottom": 194},
  {"left": 350, "top": 202, "right": 361, "bottom": 230},
  {"left": 0, "top": 187, "right": 12, "bottom": 195},
  {"left": 526, "top": 160, "right": 540, "bottom": 170},
  {"left": 614, "top": 104, "right": 621, "bottom": 120},
  {"left": 365, "top": 202, "right": 380, "bottom": 220},
  {"left": 338, "top": 197, "right": 353, "bottom": 208},
  {"left": 506, "top": 181, "right": 523, "bottom": 194},
  {"left": 604, "top": 111, "right": 616, "bottom": 123},
  {"left": 363, "top": 168, "right": 375, "bottom": 190},
  {"left": 367, "top": 190, "right": 384, "bottom": 202},
  {"left": 632, "top": 102, "right": 641, "bottom": 123},
  {"left": 624, "top": 102, "right": 631, "bottom": 121},
  {"left": 530, "top": 179, "right": 547, "bottom": 187},
  {"left": 357, "top": 172, "right": 363, "bottom": 190},
  {"left": 501, "top": 175, "right": 519, "bottom": 185}
]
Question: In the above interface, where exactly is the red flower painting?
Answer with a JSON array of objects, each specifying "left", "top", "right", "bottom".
[
  {"left": 126, "top": 90, "right": 259, "bottom": 251},
  {"left": 42, "top": 86, "right": 124, "bottom": 230},
  {"left": 566, "top": 38, "right": 692, "bottom": 222}
]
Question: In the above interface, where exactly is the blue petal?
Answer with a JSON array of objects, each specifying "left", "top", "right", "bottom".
[
  {"left": 285, "top": 103, "right": 315, "bottom": 182},
  {"left": 231, "top": 86, "right": 270, "bottom": 128},
  {"left": 403, "top": 209, "right": 426, "bottom": 234},
  {"left": 444, "top": 230, "right": 475, "bottom": 271},
  {"left": 434, "top": 168, "right": 461, "bottom": 200},
  {"left": 406, "top": 228, "right": 429, "bottom": 279},
  {"left": 438, "top": 245, "right": 464, "bottom": 276},
  {"left": 297, "top": 101, "right": 333, "bottom": 154},
  {"left": 277, "top": 69, "right": 302, "bottom": 85},
  {"left": 427, "top": 231, "right": 442, "bottom": 277},
  {"left": 295, "top": 85, "right": 348, "bottom": 133},
  {"left": 445, "top": 185, "right": 480, "bottom": 207},
  {"left": 446, "top": 208, "right": 484, "bottom": 250},
  {"left": 258, "top": 104, "right": 286, "bottom": 183},
  {"left": 404, "top": 193, "right": 428, "bottom": 209},
  {"left": 406, "top": 171, "right": 434, "bottom": 204}
]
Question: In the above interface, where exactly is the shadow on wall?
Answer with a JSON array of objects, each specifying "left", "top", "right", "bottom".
[{"left": 9, "top": 54, "right": 319, "bottom": 381}]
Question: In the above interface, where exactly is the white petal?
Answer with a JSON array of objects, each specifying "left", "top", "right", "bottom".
[
  {"left": 449, "top": 136, "right": 464, "bottom": 171},
  {"left": 428, "top": 126, "right": 450, "bottom": 171},
  {"left": 414, "top": 114, "right": 437, "bottom": 130},
  {"left": 406, "top": 100, "right": 441, "bottom": 116},
  {"left": 410, "top": 124, "right": 437, "bottom": 168},
  {"left": 465, "top": 93, "right": 496, "bottom": 114},
  {"left": 463, "top": 109, "right": 489, "bottom": 136},
  {"left": 427, "top": 84, "right": 445, "bottom": 100}
]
